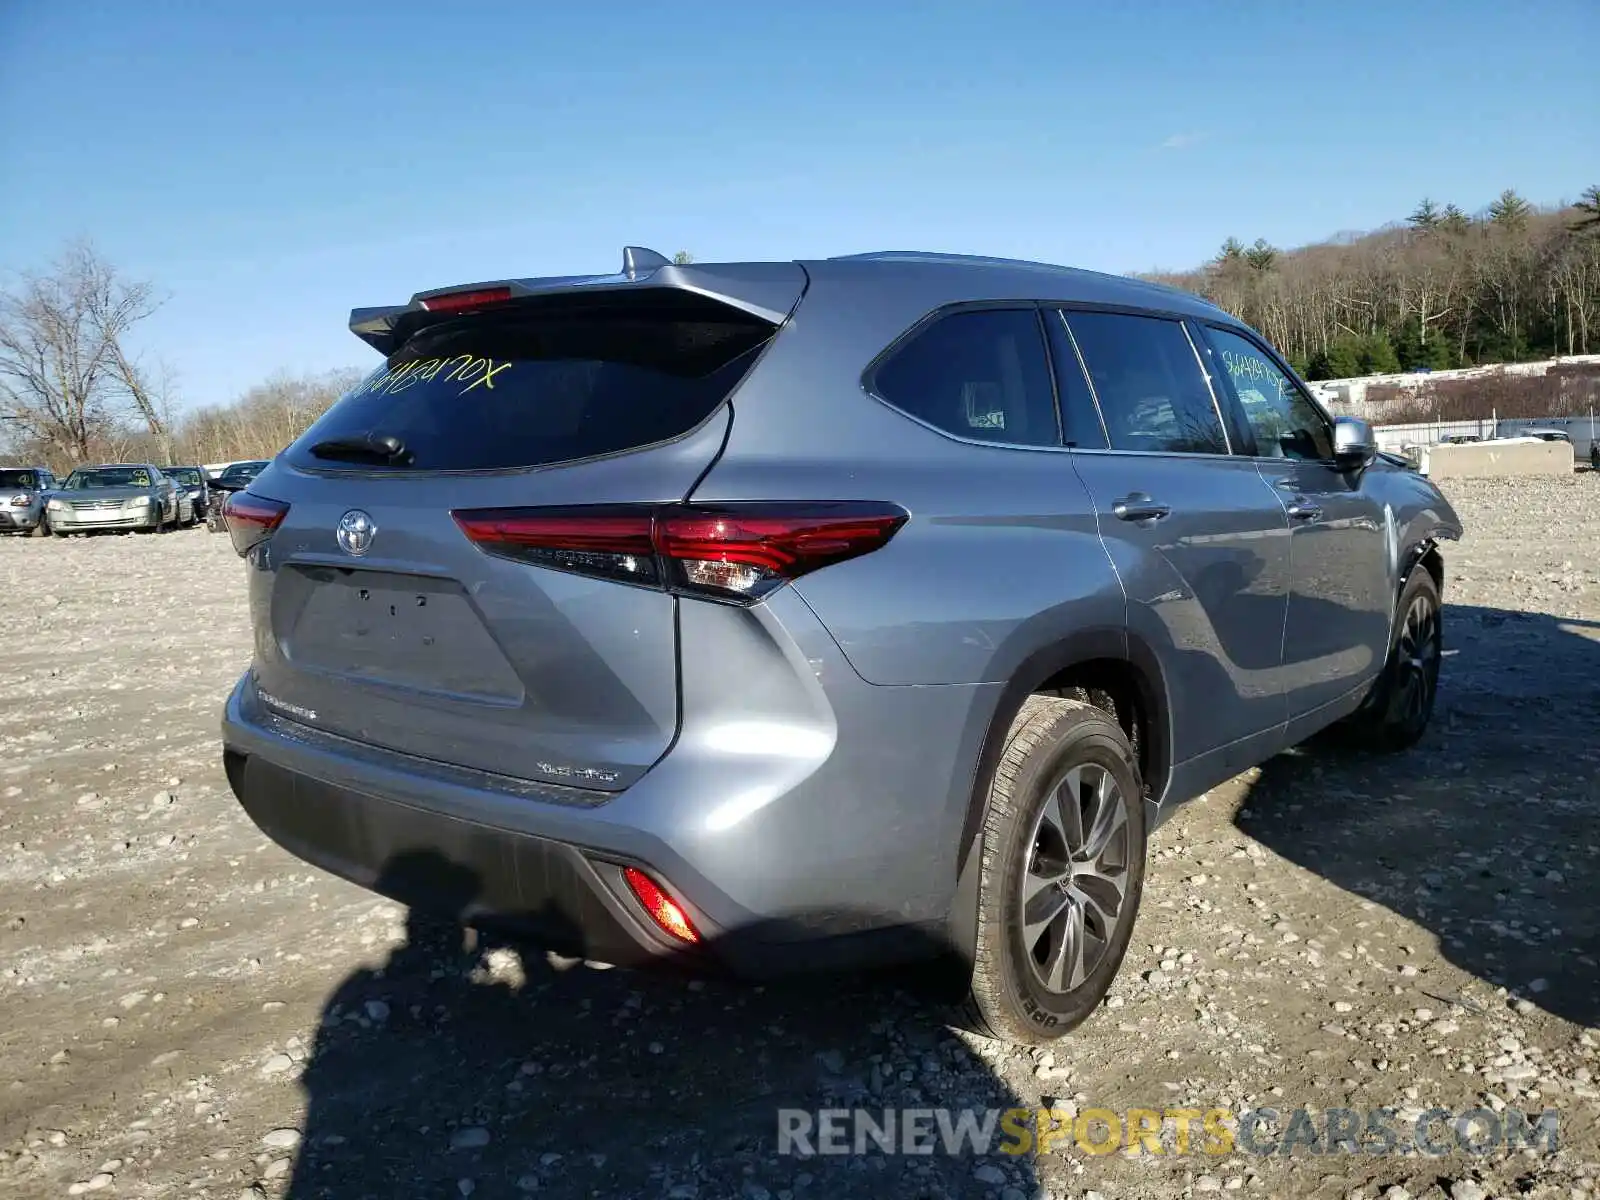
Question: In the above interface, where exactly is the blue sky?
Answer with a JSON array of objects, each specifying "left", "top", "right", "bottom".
[{"left": 3, "top": 0, "right": 1597, "bottom": 409}]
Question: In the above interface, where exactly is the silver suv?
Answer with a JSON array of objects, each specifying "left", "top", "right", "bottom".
[{"left": 220, "top": 248, "right": 1462, "bottom": 1043}]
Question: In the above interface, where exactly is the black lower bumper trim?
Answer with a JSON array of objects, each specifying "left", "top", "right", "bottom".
[{"left": 227, "top": 751, "right": 694, "bottom": 970}]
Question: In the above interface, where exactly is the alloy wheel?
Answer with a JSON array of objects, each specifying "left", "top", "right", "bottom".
[
  {"left": 1018, "top": 763, "right": 1131, "bottom": 994},
  {"left": 1394, "top": 592, "right": 1441, "bottom": 726}
]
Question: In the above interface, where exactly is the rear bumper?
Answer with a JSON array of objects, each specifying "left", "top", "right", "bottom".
[
  {"left": 225, "top": 746, "right": 706, "bottom": 971},
  {"left": 222, "top": 589, "right": 1003, "bottom": 978}
]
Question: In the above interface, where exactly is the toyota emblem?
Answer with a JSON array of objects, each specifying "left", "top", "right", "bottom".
[{"left": 336, "top": 509, "right": 377, "bottom": 556}]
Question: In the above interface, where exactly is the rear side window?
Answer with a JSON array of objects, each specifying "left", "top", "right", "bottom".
[
  {"left": 1064, "top": 312, "right": 1230, "bottom": 455},
  {"left": 289, "top": 292, "right": 775, "bottom": 471},
  {"left": 872, "top": 309, "right": 1059, "bottom": 447}
]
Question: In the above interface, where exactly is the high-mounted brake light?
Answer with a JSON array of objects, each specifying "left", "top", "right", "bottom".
[
  {"left": 224, "top": 491, "right": 289, "bottom": 557},
  {"left": 622, "top": 867, "right": 700, "bottom": 944},
  {"left": 451, "top": 502, "right": 909, "bottom": 602},
  {"left": 417, "top": 286, "right": 513, "bottom": 314}
]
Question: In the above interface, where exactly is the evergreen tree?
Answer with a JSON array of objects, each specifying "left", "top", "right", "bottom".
[
  {"left": 1324, "top": 336, "right": 1364, "bottom": 379},
  {"left": 1358, "top": 333, "right": 1401, "bottom": 375},
  {"left": 1396, "top": 319, "right": 1457, "bottom": 371},
  {"left": 1244, "top": 238, "right": 1277, "bottom": 271},
  {"left": 1573, "top": 185, "right": 1600, "bottom": 232},
  {"left": 1408, "top": 198, "right": 1442, "bottom": 230},
  {"left": 1216, "top": 237, "right": 1246, "bottom": 264},
  {"left": 1439, "top": 204, "right": 1472, "bottom": 236},
  {"left": 672, "top": 250, "right": 694, "bottom": 265},
  {"left": 1488, "top": 189, "right": 1531, "bottom": 228}
]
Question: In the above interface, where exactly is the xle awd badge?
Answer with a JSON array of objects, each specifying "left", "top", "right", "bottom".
[{"left": 336, "top": 509, "right": 376, "bottom": 556}]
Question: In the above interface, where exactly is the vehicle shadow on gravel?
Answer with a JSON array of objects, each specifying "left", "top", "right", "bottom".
[
  {"left": 286, "top": 851, "right": 1039, "bottom": 1200},
  {"left": 1237, "top": 602, "right": 1600, "bottom": 1030}
]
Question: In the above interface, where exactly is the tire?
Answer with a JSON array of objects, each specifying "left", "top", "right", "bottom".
[
  {"left": 1341, "top": 567, "right": 1442, "bottom": 752},
  {"left": 31, "top": 514, "right": 51, "bottom": 538},
  {"left": 962, "top": 696, "right": 1147, "bottom": 1044}
]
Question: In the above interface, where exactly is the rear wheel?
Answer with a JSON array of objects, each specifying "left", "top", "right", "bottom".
[
  {"left": 963, "top": 696, "right": 1146, "bottom": 1044},
  {"left": 1342, "top": 567, "right": 1442, "bottom": 752}
]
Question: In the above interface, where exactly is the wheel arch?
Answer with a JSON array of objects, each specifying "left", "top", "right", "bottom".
[
  {"left": 1407, "top": 537, "right": 1444, "bottom": 595},
  {"left": 946, "top": 627, "right": 1171, "bottom": 968}
]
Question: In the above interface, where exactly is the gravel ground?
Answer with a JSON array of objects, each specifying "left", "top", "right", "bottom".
[{"left": 1, "top": 476, "right": 1596, "bottom": 1200}]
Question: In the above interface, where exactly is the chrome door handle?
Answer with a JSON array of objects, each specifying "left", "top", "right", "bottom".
[
  {"left": 1112, "top": 495, "right": 1171, "bottom": 522},
  {"left": 1286, "top": 500, "right": 1323, "bottom": 522}
]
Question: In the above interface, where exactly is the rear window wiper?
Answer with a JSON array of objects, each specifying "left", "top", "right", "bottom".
[{"left": 309, "top": 433, "right": 414, "bottom": 466}]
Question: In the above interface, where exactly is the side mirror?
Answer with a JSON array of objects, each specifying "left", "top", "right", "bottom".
[{"left": 1333, "top": 417, "right": 1377, "bottom": 471}]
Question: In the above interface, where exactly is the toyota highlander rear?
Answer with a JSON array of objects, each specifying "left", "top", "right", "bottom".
[{"left": 219, "top": 252, "right": 981, "bottom": 974}]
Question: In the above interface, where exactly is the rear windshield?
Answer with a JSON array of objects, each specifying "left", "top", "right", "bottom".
[
  {"left": 167, "top": 468, "right": 202, "bottom": 485},
  {"left": 0, "top": 470, "right": 39, "bottom": 489},
  {"left": 287, "top": 290, "right": 775, "bottom": 472}
]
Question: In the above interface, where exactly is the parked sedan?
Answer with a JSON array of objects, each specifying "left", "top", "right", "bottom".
[
  {"left": 0, "top": 466, "right": 59, "bottom": 536},
  {"left": 163, "top": 466, "right": 211, "bottom": 525},
  {"left": 46, "top": 465, "right": 179, "bottom": 535}
]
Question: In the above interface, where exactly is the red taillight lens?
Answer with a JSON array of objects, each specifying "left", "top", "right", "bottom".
[
  {"left": 418, "top": 286, "right": 513, "bottom": 314},
  {"left": 451, "top": 502, "right": 908, "bottom": 602},
  {"left": 224, "top": 491, "right": 289, "bottom": 557},
  {"left": 451, "top": 508, "right": 659, "bottom": 586},
  {"left": 622, "top": 867, "right": 699, "bottom": 944},
  {"left": 654, "top": 504, "right": 909, "bottom": 599}
]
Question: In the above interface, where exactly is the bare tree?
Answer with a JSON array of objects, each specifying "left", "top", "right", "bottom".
[
  {"left": 174, "top": 369, "right": 360, "bottom": 464},
  {"left": 0, "top": 243, "right": 162, "bottom": 462}
]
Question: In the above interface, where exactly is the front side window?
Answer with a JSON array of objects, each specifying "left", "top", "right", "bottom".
[
  {"left": 872, "top": 308, "right": 1059, "bottom": 447},
  {"left": 1063, "top": 312, "right": 1229, "bottom": 455},
  {"left": 1206, "top": 327, "right": 1332, "bottom": 460}
]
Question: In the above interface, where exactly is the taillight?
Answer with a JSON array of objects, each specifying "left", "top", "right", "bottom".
[
  {"left": 451, "top": 502, "right": 909, "bottom": 603},
  {"left": 418, "top": 286, "right": 513, "bottom": 314},
  {"left": 224, "top": 491, "right": 289, "bottom": 557},
  {"left": 451, "top": 508, "right": 659, "bottom": 587},
  {"left": 622, "top": 867, "right": 699, "bottom": 944}
]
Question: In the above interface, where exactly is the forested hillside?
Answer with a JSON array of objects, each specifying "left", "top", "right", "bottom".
[{"left": 1148, "top": 187, "right": 1600, "bottom": 380}]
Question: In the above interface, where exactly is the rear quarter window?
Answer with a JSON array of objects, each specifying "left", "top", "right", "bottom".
[
  {"left": 288, "top": 291, "right": 775, "bottom": 472},
  {"left": 870, "top": 308, "right": 1060, "bottom": 447}
]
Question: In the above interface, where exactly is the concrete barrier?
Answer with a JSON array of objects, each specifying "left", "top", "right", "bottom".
[{"left": 1423, "top": 439, "right": 1573, "bottom": 479}]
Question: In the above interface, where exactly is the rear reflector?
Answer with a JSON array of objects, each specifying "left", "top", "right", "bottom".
[
  {"left": 452, "top": 502, "right": 909, "bottom": 602},
  {"left": 417, "top": 286, "right": 513, "bottom": 314},
  {"left": 622, "top": 867, "right": 699, "bottom": 944},
  {"left": 224, "top": 491, "right": 289, "bottom": 557}
]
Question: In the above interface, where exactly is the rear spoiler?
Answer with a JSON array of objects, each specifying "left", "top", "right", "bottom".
[{"left": 349, "top": 247, "right": 807, "bottom": 356}]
